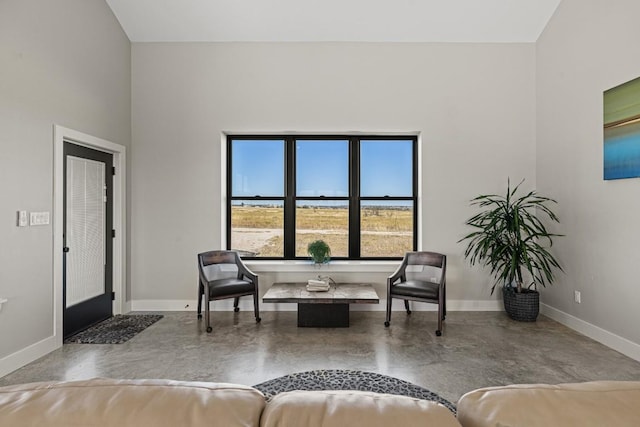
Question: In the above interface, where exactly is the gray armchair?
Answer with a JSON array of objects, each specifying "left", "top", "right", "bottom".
[
  {"left": 385, "top": 251, "right": 446, "bottom": 336},
  {"left": 197, "top": 250, "right": 261, "bottom": 333}
]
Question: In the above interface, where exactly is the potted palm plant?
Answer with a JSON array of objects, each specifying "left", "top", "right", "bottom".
[
  {"left": 459, "top": 179, "right": 563, "bottom": 321},
  {"left": 307, "top": 240, "right": 331, "bottom": 264}
]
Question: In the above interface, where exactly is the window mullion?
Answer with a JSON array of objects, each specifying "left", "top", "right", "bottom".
[
  {"left": 284, "top": 137, "right": 296, "bottom": 259},
  {"left": 349, "top": 138, "right": 360, "bottom": 258}
]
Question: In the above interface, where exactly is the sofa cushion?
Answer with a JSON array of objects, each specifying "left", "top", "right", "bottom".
[
  {"left": 260, "top": 390, "right": 461, "bottom": 427},
  {"left": 457, "top": 380, "right": 640, "bottom": 427},
  {"left": 0, "top": 378, "right": 265, "bottom": 427}
]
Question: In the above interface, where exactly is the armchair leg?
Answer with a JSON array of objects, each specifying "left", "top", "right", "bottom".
[
  {"left": 404, "top": 299, "right": 412, "bottom": 315},
  {"left": 443, "top": 286, "right": 447, "bottom": 320},
  {"left": 385, "top": 295, "right": 392, "bottom": 327},
  {"left": 233, "top": 297, "right": 240, "bottom": 313},
  {"left": 197, "top": 282, "right": 203, "bottom": 319},
  {"left": 205, "top": 293, "right": 212, "bottom": 333},
  {"left": 436, "top": 301, "right": 443, "bottom": 337},
  {"left": 253, "top": 291, "right": 261, "bottom": 323}
]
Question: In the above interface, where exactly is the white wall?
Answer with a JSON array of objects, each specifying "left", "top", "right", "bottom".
[
  {"left": 131, "top": 42, "right": 536, "bottom": 307},
  {"left": 0, "top": 0, "right": 130, "bottom": 373},
  {"left": 537, "top": 0, "right": 640, "bottom": 353}
]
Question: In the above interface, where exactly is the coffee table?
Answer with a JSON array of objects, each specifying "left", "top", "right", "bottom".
[{"left": 262, "top": 282, "right": 379, "bottom": 327}]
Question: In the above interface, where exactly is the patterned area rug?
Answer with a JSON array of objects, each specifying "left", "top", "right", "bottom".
[
  {"left": 253, "top": 369, "right": 456, "bottom": 413},
  {"left": 64, "top": 314, "right": 163, "bottom": 344}
]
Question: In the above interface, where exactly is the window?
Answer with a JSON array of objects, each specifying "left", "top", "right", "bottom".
[{"left": 227, "top": 135, "right": 417, "bottom": 260}]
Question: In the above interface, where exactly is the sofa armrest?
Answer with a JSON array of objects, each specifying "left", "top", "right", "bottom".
[
  {"left": 261, "top": 390, "right": 460, "bottom": 427},
  {"left": 457, "top": 381, "right": 640, "bottom": 427}
]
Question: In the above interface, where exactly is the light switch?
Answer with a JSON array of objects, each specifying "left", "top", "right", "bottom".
[
  {"left": 30, "top": 211, "right": 50, "bottom": 226},
  {"left": 17, "top": 211, "right": 28, "bottom": 227}
]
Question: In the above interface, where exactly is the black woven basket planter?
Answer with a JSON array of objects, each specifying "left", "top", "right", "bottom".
[{"left": 503, "top": 288, "right": 539, "bottom": 322}]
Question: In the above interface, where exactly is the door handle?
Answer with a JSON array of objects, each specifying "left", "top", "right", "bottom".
[{"left": 63, "top": 247, "right": 70, "bottom": 253}]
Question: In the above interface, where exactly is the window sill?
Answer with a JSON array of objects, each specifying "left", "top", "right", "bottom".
[{"left": 243, "top": 260, "right": 398, "bottom": 273}]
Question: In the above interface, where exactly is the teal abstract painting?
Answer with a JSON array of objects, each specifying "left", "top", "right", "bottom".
[{"left": 604, "top": 76, "right": 640, "bottom": 180}]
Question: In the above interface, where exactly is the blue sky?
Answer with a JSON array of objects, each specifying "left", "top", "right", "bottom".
[{"left": 232, "top": 139, "right": 413, "bottom": 198}]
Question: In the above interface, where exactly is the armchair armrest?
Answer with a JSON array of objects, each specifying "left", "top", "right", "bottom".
[
  {"left": 387, "top": 259, "right": 408, "bottom": 286},
  {"left": 236, "top": 257, "right": 258, "bottom": 283}
]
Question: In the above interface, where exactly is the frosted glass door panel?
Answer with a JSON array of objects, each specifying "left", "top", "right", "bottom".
[{"left": 66, "top": 156, "right": 106, "bottom": 308}]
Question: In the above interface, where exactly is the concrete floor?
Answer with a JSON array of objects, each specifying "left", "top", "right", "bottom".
[{"left": 1, "top": 311, "right": 639, "bottom": 403}]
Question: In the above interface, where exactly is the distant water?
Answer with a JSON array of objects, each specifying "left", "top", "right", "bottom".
[{"left": 604, "top": 120, "right": 640, "bottom": 180}]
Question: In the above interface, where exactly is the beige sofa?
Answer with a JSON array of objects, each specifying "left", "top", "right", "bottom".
[
  {"left": 456, "top": 380, "right": 640, "bottom": 427},
  {"left": 1, "top": 378, "right": 640, "bottom": 426}
]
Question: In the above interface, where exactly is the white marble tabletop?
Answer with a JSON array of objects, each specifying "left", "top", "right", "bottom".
[{"left": 263, "top": 282, "right": 379, "bottom": 304}]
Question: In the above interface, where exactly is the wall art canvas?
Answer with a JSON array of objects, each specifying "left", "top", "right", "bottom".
[{"left": 604, "top": 75, "right": 640, "bottom": 180}]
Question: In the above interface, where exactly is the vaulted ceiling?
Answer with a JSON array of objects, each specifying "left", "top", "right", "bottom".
[{"left": 106, "top": 0, "right": 562, "bottom": 43}]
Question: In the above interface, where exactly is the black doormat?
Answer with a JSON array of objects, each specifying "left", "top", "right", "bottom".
[
  {"left": 253, "top": 369, "right": 456, "bottom": 413},
  {"left": 64, "top": 314, "right": 163, "bottom": 344}
]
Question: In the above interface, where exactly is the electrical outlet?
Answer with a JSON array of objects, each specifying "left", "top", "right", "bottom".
[
  {"left": 574, "top": 290, "right": 581, "bottom": 304},
  {"left": 30, "top": 211, "right": 50, "bottom": 226}
]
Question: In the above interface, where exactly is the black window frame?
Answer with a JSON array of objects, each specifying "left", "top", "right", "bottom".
[{"left": 227, "top": 134, "right": 418, "bottom": 260}]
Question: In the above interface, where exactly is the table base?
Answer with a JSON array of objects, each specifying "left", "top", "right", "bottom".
[{"left": 298, "top": 303, "right": 349, "bottom": 327}]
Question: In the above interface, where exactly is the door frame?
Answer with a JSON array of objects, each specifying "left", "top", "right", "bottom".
[{"left": 53, "top": 125, "right": 127, "bottom": 347}]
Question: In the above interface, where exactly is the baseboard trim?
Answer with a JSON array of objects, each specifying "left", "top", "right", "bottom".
[
  {"left": 0, "top": 335, "right": 59, "bottom": 377},
  {"left": 131, "top": 299, "right": 503, "bottom": 312},
  {"left": 541, "top": 304, "right": 640, "bottom": 362},
  {"left": 131, "top": 300, "right": 195, "bottom": 312}
]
